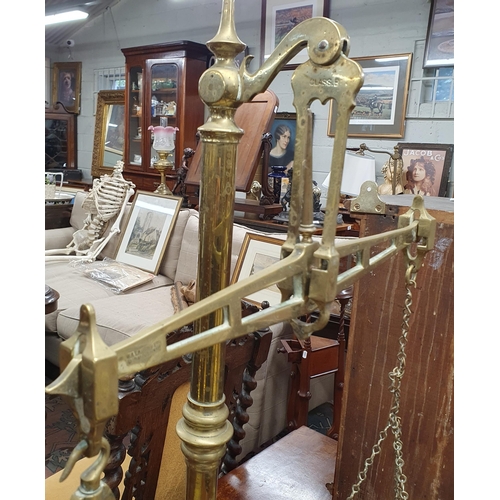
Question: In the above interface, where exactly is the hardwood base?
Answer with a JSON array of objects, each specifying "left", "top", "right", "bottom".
[{"left": 217, "top": 426, "right": 337, "bottom": 500}]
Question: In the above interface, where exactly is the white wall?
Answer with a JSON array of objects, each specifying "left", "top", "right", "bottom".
[{"left": 46, "top": 0, "right": 454, "bottom": 198}]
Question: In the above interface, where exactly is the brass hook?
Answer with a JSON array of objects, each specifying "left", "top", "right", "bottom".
[{"left": 60, "top": 438, "right": 115, "bottom": 500}]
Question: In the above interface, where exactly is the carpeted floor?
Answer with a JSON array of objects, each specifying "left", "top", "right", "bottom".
[
  {"left": 45, "top": 390, "right": 333, "bottom": 479},
  {"left": 45, "top": 394, "right": 80, "bottom": 478}
]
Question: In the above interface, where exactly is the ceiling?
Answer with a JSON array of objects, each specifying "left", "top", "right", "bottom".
[{"left": 45, "top": 0, "right": 120, "bottom": 47}]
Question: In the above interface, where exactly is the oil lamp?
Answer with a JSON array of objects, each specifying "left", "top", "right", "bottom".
[{"left": 148, "top": 122, "right": 179, "bottom": 195}]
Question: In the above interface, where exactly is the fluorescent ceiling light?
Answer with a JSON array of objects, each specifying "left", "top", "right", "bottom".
[{"left": 45, "top": 10, "right": 88, "bottom": 25}]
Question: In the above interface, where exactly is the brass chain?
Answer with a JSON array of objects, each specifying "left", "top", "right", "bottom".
[{"left": 346, "top": 264, "right": 417, "bottom": 500}]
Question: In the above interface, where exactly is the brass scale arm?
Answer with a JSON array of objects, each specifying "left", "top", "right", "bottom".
[{"left": 46, "top": 3, "right": 436, "bottom": 496}]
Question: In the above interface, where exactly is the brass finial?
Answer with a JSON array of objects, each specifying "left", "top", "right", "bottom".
[{"left": 206, "top": 0, "right": 246, "bottom": 60}]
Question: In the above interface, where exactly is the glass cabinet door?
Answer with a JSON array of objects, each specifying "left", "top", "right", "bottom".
[
  {"left": 127, "top": 65, "right": 143, "bottom": 167},
  {"left": 148, "top": 63, "right": 179, "bottom": 168}
]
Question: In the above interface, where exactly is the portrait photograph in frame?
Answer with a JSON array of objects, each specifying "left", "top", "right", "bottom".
[
  {"left": 328, "top": 53, "right": 412, "bottom": 138},
  {"left": 114, "top": 192, "right": 182, "bottom": 274},
  {"left": 52, "top": 62, "right": 82, "bottom": 114},
  {"left": 397, "top": 142, "right": 454, "bottom": 197},
  {"left": 260, "top": 0, "right": 330, "bottom": 66},
  {"left": 423, "top": 0, "right": 454, "bottom": 68},
  {"left": 231, "top": 233, "right": 285, "bottom": 307}
]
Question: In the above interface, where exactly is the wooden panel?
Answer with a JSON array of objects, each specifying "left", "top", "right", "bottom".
[
  {"left": 217, "top": 426, "right": 337, "bottom": 500},
  {"left": 45, "top": 204, "right": 73, "bottom": 229},
  {"left": 334, "top": 199, "right": 454, "bottom": 499},
  {"left": 185, "top": 90, "right": 279, "bottom": 192}
]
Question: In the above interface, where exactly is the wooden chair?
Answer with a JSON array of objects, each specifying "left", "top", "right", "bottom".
[
  {"left": 215, "top": 289, "right": 353, "bottom": 500},
  {"left": 100, "top": 299, "right": 273, "bottom": 499}
]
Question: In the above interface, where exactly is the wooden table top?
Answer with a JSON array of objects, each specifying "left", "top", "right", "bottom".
[{"left": 217, "top": 426, "right": 337, "bottom": 500}]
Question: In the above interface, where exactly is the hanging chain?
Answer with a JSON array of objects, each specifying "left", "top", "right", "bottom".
[{"left": 346, "top": 263, "right": 417, "bottom": 500}]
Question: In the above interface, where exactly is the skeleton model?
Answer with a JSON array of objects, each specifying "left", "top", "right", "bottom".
[{"left": 45, "top": 161, "right": 135, "bottom": 262}]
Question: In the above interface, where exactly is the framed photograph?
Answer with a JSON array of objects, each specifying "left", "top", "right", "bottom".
[
  {"left": 52, "top": 62, "right": 82, "bottom": 114},
  {"left": 328, "top": 53, "right": 412, "bottom": 138},
  {"left": 114, "top": 192, "right": 182, "bottom": 274},
  {"left": 231, "top": 233, "right": 284, "bottom": 307},
  {"left": 397, "top": 143, "right": 454, "bottom": 197},
  {"left": 260, "top": 0, "right": 330, "bottom": 66},
  {"left": 423, "top": 0, "right": 454, "bottom": 68}
]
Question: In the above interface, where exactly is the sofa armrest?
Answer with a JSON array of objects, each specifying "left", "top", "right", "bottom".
[{"left": 45, "top": 226, "right": 75, "bottom": 250}]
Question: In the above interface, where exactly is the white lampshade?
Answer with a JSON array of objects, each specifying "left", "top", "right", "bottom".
[{"left": 322, "top": 151, "right": 376, "bottom": 196}]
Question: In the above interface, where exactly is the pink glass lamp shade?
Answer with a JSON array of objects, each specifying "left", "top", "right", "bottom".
[{"left": 148, "top": 125, "right": 178, "bottom": 151}]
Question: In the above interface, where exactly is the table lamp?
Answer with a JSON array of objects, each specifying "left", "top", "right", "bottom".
[{"left": 322, "top": 150, "right": 376, "bottom": 197}]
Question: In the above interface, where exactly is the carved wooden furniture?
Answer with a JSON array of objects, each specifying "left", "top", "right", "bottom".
[
  {"left": 334, "top": 195, "right": 454, "bottom": 499},
  {"left": 102, "top": 301, "right": 272, "bottom": 500},
  {"left": 279, "top": 286, "right": 351, "bottom": 440},
  {"left": 45, "top": 103, "right": 78, "bottom": 175},
  {"left": 121, "top": 41, "right": 211, "bottom": 192},
  {"left": 217, "top": 425, "right": 337, "bottom": 500},
  {"left": 184, "top": 90, "right": 283, "bottom": 218}
]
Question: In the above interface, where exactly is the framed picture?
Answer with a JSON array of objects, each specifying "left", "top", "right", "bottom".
[
  {"left": 269, "top": 112, "right": 297, "bottom": 170},
  {"left": 231, "top": 233, "right": 284, "bottom": 307},
  {"left": 260, "top": 0, "right": 330, "bottom": 66},
  {"left": 328, "top": 53, "right": 412, "bottom": 138},
  {"left": 52, "top": 62, "right": 82, "bottom": 114},
  {"left": 397, "top": 143, "right": 454, "bottom": 197},
  {"left": 423, "top": 0, "right": 454, "bottom": 68},
  {"left": 114, "top": 192, "right": 182, "bottom": 274}
]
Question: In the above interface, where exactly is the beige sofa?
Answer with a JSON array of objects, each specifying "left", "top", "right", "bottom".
[{"left": 45, "top": 191, "right": 334, "bottom": 460}]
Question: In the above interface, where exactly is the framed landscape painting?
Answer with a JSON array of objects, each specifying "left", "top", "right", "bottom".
[
  {"left": 260, "top": 0, "right": 330, "bottom": 66},
  {"left": 328, "top": 53, "right": 412, "bottom": 138}
]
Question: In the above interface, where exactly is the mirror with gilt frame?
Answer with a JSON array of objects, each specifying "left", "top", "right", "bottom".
[{"left": 91, "top": 90, "right": 126, "bottom": 177}]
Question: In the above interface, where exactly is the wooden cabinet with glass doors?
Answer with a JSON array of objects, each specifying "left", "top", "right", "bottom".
[{"left": 121, "top": 41, "right": 211, "bottom": 192}]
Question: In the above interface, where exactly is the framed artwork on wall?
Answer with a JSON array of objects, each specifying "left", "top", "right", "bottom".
[
  {"left": 327, "top": 53, "right": 412, "bottom": 138},
  {"left": 260, "top": 0, "right": 330, "bottom": 67},
  {"left": 396, "top": 142, "right": 454, "bottom": 197},
  {"left": 114, "top": 192, "right": 182, "bottom": 274},
  {"left": 231, "top": 233, "right": 284, "bottom": 307},
  {"left": 423, "top": 0, "right": 454, "bottom": 68},
  {"left": 52, "top": 62, "right": 82, "bottom": 114}
]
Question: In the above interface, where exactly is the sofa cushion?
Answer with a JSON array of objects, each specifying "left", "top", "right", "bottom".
[
  {"left": 173, "top": 212, "right": 200, "bottom": 284},
  {"left": 157, "top": 208, "right": 193, "bottom": 281},
  {"left": 45, "top": 226, "right": 76, "bottom": 251},
  {"left": 56, "top": 286, "right": 178, "bottom": 346},
  {"left": 45, "top": 261, "right": 171, "bottom": 332},
  {"left": 69, "top": 191, "right": 88, "bottom": 231}
]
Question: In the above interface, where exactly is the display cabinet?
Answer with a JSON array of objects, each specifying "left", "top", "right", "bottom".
[
  {"left": 45, "top": 103, "right": 77, "bottom": 172},
  {"left": 121, "top": 41, "right": 211, "bottom": 192}
]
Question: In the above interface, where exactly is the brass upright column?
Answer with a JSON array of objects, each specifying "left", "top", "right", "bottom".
[{"left": 175, "top": 1, "right": 246, "bottom": 498}]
